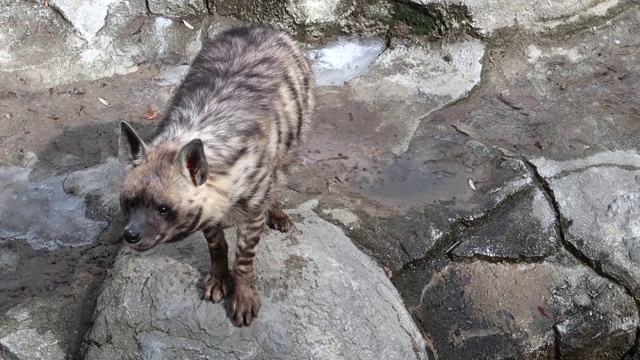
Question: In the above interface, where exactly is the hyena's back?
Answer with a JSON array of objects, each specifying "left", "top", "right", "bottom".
[{"left": 155, "top": 25, "right": 315, "bottom": 194}]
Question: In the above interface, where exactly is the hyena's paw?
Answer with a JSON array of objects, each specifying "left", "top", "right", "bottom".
[
  {"left": 231, "top": 283, "right": 261, "bottom": 326},
  {"left": 202, "top": 271, "right": 232, "bottom": 303},
  {"left": 267, "top": 209, "right": 293, "bottom": 233}
]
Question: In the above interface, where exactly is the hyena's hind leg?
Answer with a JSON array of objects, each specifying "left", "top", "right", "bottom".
[
  {"left": 231, "top": 212, "right": 266, "bottom": 326},
  {"left": 266, "top": 198, "right": 293, "bottom": 232},
  {"left": 202, "top": 224, "right": 232, "bottom": 303}
]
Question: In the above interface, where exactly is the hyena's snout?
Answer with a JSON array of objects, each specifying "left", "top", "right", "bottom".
[
  {"left": 121, "top": 210, "right": 155, "bottom": 249},
  {"left": 122, "top": 228, "right": 141, "bottom": 244}
]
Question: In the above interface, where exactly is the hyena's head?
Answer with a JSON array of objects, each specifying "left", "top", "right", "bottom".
[{"left": 117, "top": 122, "right": 223, "bottom": 251}]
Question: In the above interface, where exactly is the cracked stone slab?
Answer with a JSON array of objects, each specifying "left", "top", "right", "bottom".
[
  {"left": 82, "top": 201, "right": 429, "bottom": 359},
  {"left": 539, "top": 159, "right": 640, "bottom": 297},
  {"left": 396, "top": 256, "right": 638, "bottom": 359},
  {"left": 0, "top": 2, "right": 224, "bottom": 92},
  {"left": 530, "top": 150, "right": 640, "bottom": 178},
  {"left": 453, "top": 186, "right": 558, "bottom": 261},
  {"left": 411, "top": 0, "right": 622, "bottom": 36},
  {"left": 306, "top": 39, "right": 484, "bottom": 171},
  {"left": 342, "top": 147, "right": 535, "bottom": 270}
]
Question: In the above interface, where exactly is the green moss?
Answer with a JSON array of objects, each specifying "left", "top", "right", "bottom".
[{"left": 392, "top": 2, "right": 438, "bottom": 36}]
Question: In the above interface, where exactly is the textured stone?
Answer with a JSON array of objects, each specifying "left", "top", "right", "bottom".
[
  {"left": 62, "top": 157, "right": 125, "bottom": 220},
  {"left": 545, "top": 164, "right": 640, "bottom": 296},
  {"left": 147, "top": 0, "right": 208, "bottom": 17},
  {"left": 0, "top": 1, "right": 209, "bottom": 91},
  {"left": 0, "top": 300, "right": 67, "bottom": 360},
  {"left": 453, "top": 187, "right": 558, "bottom": 261},
  {"left": 410, "top": 0, "right": 622, "bottom": 36},
  {"left": 49, "top": 0, "right": 120, "bottom": 41},
  {"left": 83, "top": 201, "right": 429, "bottom": 359},
  {"left": 400, "top": 258, "right": 637, "bottom": 359}
]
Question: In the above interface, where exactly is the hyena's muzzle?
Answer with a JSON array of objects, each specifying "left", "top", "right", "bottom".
[{"left": 121, "top": 209, "right": 163, "bottom": 251}]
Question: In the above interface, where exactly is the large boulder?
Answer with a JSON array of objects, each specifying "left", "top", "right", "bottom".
[{"left": 82, "top": 200, "right": 429, "bottom": 359}]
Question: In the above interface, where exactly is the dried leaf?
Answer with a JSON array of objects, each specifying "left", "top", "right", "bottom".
[
  {"left": 1, "top": 91, "right": 17, "bottom": 100},
  {"left": 47, "top": 115, "right": 59, "bottom": 120},
  {"left": 97, "top": 97, "right": 111, "bottom": 107},
  {"left": 182, "top": 19, "right": 194, "bottom": 30},
  {"left": 538, "top": 306, "right": 550, "bottom": 318},
  {"left": 139, "top": 106, "right": 162, "bottom": 121},
  {"left": 468, "top": 178, "right": 476, "bottom": 191},
  {"left": 383, "top": 266, "right": 393, "bottom": 279}
]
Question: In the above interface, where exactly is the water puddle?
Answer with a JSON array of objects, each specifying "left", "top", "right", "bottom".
[
  {"left": 349, "top": 135, "right": 494, "bottom": 212},
  {"left": 0, "top": 167, "right": 108, "bottom": 251}
]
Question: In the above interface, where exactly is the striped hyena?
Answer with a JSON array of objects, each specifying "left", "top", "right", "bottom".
[{"left": 117, "top": 24, "right": 315, "bottom": 326}]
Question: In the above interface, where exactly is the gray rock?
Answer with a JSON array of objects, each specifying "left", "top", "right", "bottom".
[
  {"left": 49, "top": 0, "right": 121, "bottom": 41},
  {"left": 62, "top": 157, "right": 125, "bottom": 220},
  {"left": 545, "top": 163, "right": 640, "bottom": 296},
  {"left": 0, "top": 1, "right": 209, "bottom": 91},
  {"left": 83, "top": 200, "right": 429, "bottom": 359},
  {"left": 148, "top": 0, "right": 208, "bottom": 17},
  {"left": 0, "top": 166, "right": 108, "bottom": 251},
  {"left": 453, "top": 187, "right": 558, "bottom": 261},
  {"left": 400, "top": 257, "right": 637, "bottom": 359},
  {"left": 530, "top": 150, "right": 640, "bottom": 179},
  {"left": 0, "top": 328, "right": 65, "bottom": 360},
  {"left": 410, "top": 0, "right": 622, "bottom": 36},
  {"left": 0, "top": 240, "right": 19, "bottom": 276},
  {"left": 0, "top": 300, "right": 67, "bottom": 360}
]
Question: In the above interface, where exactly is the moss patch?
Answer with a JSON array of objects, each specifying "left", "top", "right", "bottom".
[{"left": 392, "top": 2, "right": 438, "bottom": 36}]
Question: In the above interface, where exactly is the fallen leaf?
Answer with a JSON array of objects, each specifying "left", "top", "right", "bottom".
[
  {"left": 97, "top": 97, "right": 112, "bottom": 107},
  {"left": 182, "top": 19, "right": 194, "bottom": 30},
  {"left": 468, "top": 178, "right": 476, "bottom": 191},
  {"left": 383, "top": 266, "right": 393, "bottom": 279},
  {"left": 538, "top": 306, "right": 550, "bottom": 318},
  {"left": 139, "top": 106, "right": 162, "bottom": 121},
  {"left": 47, "top": 115, "right": 59, "bottom": 120},
  {"left": 1, "top": 91, "right": 17, "bottom": 100}
]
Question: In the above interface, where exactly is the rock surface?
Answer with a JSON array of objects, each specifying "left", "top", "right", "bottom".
[
  {"left": 83, "top": 201, "right": 429, "bottom": 359},
  {"left": 148, "top": 0, "right": 208, "bottom": 16},
  {"left": 452, "top": 187, "right": 558, "bottom": 261},
  {"left": 0, "top": 166, "right": 108, "bottom": 251},
  {"left": 532, "top": 151, "right": 640, "bottom": 297},
  {"left": 410, "top": 0, "right": 623, "bottom": 36},
  {"left": 399, "top": 256, "right": 638, "bottom": 359}
]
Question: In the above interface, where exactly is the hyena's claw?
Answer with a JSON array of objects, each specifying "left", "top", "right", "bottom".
[
  {"left": 231, "top": 284, "right": 261, "bottom": 326},
  {"left": 202, "top": 272, "right": 232, "bottom": 303},
  {"left": 266, "top": 210, "right": 293, "bottom": 233}
]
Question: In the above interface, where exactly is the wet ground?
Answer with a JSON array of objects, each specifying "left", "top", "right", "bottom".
[{"left": 2, "top": 4, "right": 640, "bottom": 359}]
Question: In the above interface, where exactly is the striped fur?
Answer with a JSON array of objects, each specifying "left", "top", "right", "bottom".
[{"left": 118, "top": 24, "right": 315, "bottom": 326}]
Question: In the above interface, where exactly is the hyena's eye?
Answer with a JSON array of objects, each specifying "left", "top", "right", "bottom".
[{"left": 157, "top": 206, "right": 170, "bottom": 216}]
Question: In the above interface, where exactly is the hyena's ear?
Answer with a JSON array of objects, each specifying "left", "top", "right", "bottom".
[
  {"left": 119, "top": 121, "right": 148, "bottom": 166},
  {"left": 175, "top": 139, "right": 209, "bottom": 186}
]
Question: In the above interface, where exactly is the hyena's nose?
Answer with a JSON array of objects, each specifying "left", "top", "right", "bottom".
[{"left": 123, "top": 229, "right": 141, "bottom": 244}]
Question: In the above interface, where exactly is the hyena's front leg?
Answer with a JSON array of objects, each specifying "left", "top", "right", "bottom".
[
  {"left": 266, "top": 198, "right": 293, "bottom": 232},
  {"left": 202, "top": 225, "right": 232, "bottom": 303},
  {"left": 231, "top": 212, "right": 266, "bottom": 326}
]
